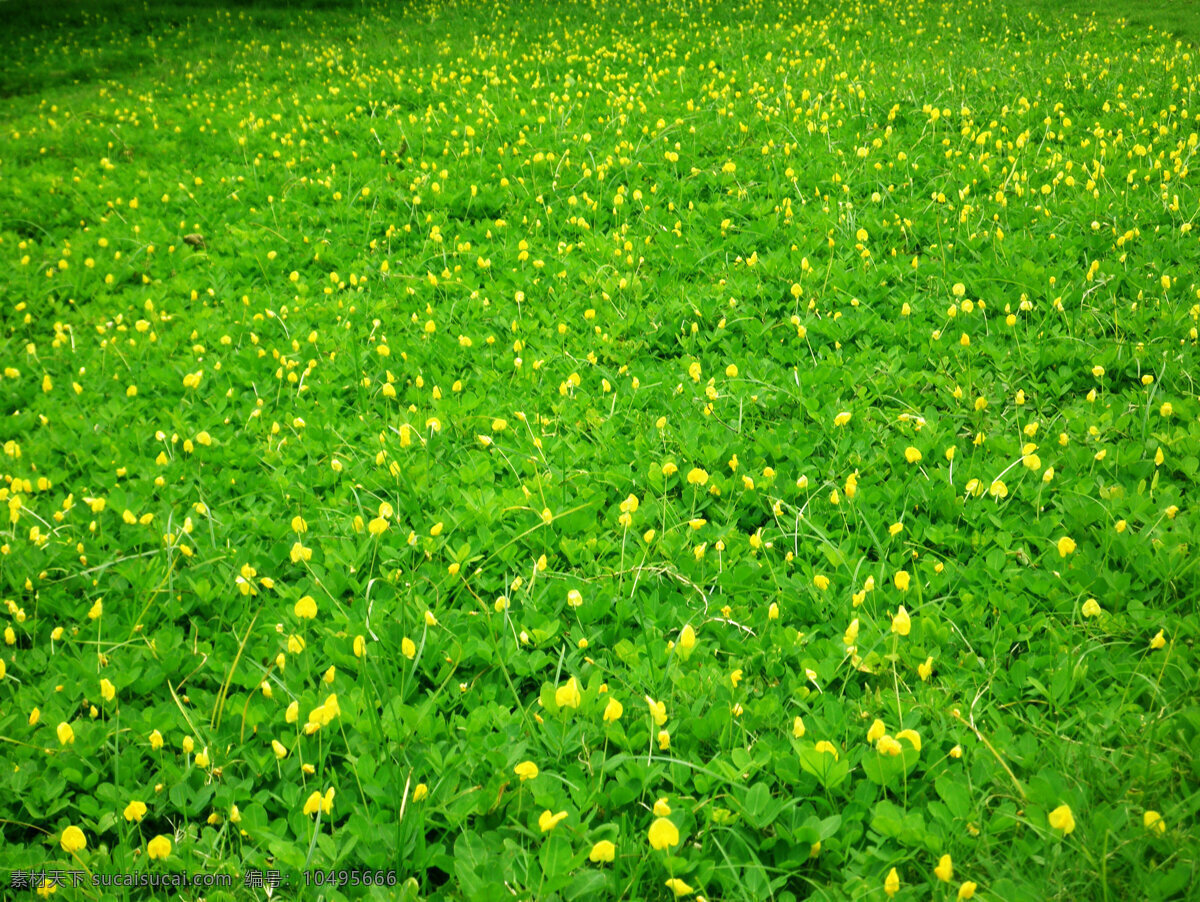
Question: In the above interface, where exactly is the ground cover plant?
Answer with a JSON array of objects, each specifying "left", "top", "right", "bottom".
[{"left": 1, "top": 0, "right": 1198, "bottom": 898}]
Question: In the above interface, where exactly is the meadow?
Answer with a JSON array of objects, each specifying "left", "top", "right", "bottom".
[{"left": 0, "top": 0, "right": 1198, "bottom": 898}]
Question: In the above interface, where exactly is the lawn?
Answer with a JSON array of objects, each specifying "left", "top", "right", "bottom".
[
  {"left": 0, "top": 0, "right": 1197, "bottom": 899},
  {"left": 1035, "top": 0, "right": 1200, "bottom": 45}
]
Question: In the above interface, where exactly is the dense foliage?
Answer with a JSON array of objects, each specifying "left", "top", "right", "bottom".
[{"left": 1, "top": 0, "right": 1198, "bottom": 898}]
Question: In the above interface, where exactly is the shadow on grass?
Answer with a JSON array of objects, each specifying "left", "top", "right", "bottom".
[
  {"left": 0, "top": 0, "right": 375, "bottom": 98},
  {"left": 1022, "top": 0, "right": 1200, "bottom": 45}
]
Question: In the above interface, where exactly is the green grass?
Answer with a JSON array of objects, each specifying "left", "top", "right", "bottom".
[
  {"left": 1, "top": 0, "right": 1198, "bottom": 899},
  {"left": 1039, "top": 0, "right": 1200, "bottom": 45}
]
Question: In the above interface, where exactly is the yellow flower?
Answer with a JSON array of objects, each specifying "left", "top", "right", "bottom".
[
  {"left": 589, "top": 839, "right": 616, "bottom": 863},
  {"left": 1143, "top": 810, "right": 1166, "bottom": 835},
  {"left": 884, "top": 867, "right": 900, "bottom": 897},
  {"left": 843, "top": 619, "right": 860, "bottom": 646},
  {"left": 893, "top": 570, "right": 911, "bottom": 591},
  {"left": 195, "top": 747, "right": 211, "bottom": 768},
  {"left": 1082, "top": 599, "right": 1102, "bottom": 618},
  {"left": 272, "top": 739, "right": 288, "bottom": 759},
  {"left": 646, "top": 696, "right": 668, "bottom": 726},
  {"left": 311, "top": 693, "right": 340, "bottom": 725},
  {"left": 792, "top": 715, "right": 806, "bottom": 738},
  {"left": 904, "top": 446, "right": 922, "bottom": 464},
  {"left": 87, "top": 599, "right": 103, "bottom": 620},
  {"left": 149, "top": 729, "right": 163, "bottom": 750},
  {"left": 100, "top": 678, "right": 116, "bottom": 702},
  {"left": 1048, "top": 803, "right": 1076, "bottom": 835},
  {"left": 353, "top": 635, "right": 366, "bottom": 657},
  {"left": 304, "top": 786, "right": 333, "bottom": 815},
  {"left": 555, "top": 677, "right": 581, "bottom": 709},
  {"left": 814, "top": 740, "right": 839, "bottom": 760},
  {"left": 1057, "top": 536, "right": 1076, "bottom": 557},
  {"left": 918, "top": 656, "right": 934, "bottom": 681},
  {"left": 657, "top": 730, "right": 671, "bottom": 750},
  {"left": 412, "top": 783, "right": 429, "bottom": 802},
  {"left": 891, "top": 606, "right": 911, "bottom": 636},
  {"left": 958, "top": 881, "right": 977, "bottom": 899},
  {"left": 687, "top": 467, "right": 709, "bottom": 485},
  {"left": 402, "top": 637, "right": 417, "bottom": 659},
  {"left": 539, "top": 810, "right": 568, "bottom": 832},
  {"left": 285, "top": 701, "right": 299, "bottom": 723},
  {"left": 834, "top": 411, "right": 852, "bottom": 427},
  {"left": 294, "top": 595, "right": 318, "bottom": 619},
  {"left": 867, "top": 719, "right": 886, "bottom": 743},
  {"left": 57, "top": 722, "right": 75, "bottom": 745},
  {"left": 814, "top": 574, "right": 830, "bottom": 590},
  {"left": 653, "top": 797, "right": 672, "bottom": 817},
  {"left": 514, "top": 761, "right": 539, "bottom": 781},
  {"left": 60, "top": 825, "right": 86, "bottom": 853},
  {"left": 877, "top": 735, "right": 903, "bottom": 756},
  {"left": 665, "top": 878, "right": 694, "bottom": 897},
  {"left": 124, "top": 800, "right": 148, "bottom": 822},
  {"left": 648, "top": 817, "right": 680, "bottom": 850},
  {"left": 935, "top": 854, "right": 953, "bottom": 882},
  {"left": 678, "top": 624, "right": 696, "bottom": 653},
  {"left": 897, "top": 729, "right": 922, "bottom": 752},
  {"left": 603, "top": 697, "right": 624, "bottom": 723},
  {"left": 147, "top": 835, "right": 172, "bottom": 860},
  {"left": 1150, "top": 629, "right": 1166, "bottom": 650}
]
